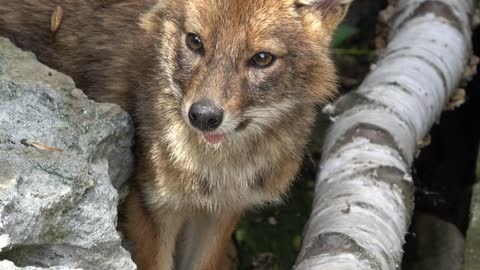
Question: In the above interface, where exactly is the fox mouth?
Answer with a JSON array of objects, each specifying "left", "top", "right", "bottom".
[{"left": 203, "top": 133, "right": 224, "bottom": 144}]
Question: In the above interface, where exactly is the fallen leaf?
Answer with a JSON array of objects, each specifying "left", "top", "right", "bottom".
[
  {"left": 30, "top": 142, "right": 64, "bottom": 152},
  {"left": 51, "top": 6, "right": 63, "bottom": 34}
]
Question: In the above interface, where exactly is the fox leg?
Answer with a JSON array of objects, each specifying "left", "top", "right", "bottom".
[
  {"left": 125, "top": 187, "right": 184, "bottom": 270},
  {"left": 175, "top": 211, "right": 241, "bottom": 270}
]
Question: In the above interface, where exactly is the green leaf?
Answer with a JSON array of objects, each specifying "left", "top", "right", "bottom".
[{"left": 332, "top": 24, "right": 359, "bottom": 48}]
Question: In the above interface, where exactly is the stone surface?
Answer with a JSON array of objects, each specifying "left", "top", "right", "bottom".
[
  {"left": 0, "top": 37, "right": 135, "bottom": 269},
  {"left": 465, "top": 151, "right": 480, "bottom": 270},
  {"left": 402, "top": 212, "right": 464, "bottom": 270},
  {"left": 0, "top": 260, "right": 79, "bottom": 270}
]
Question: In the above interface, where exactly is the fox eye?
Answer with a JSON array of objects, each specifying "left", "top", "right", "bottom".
[
  {"left": 251, "top": 52, "right": 276, "bottom": 68},
  {"left": 186, "top": 33, "right": 204, "bottom": 52}
]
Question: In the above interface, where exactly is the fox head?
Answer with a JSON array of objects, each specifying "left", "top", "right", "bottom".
[{"left": 136, "top": 0, "right": 350, "bottom": 147}]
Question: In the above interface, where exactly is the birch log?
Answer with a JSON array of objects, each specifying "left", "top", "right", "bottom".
[{"left": 293, "top": 0, "right": 474, "bottom": 269}]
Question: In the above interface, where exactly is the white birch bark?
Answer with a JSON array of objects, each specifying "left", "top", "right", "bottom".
[{"left": 293, "top": 0, "right": 474, "bottom": 269}]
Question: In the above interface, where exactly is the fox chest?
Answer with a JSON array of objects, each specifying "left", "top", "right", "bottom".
[{"left": 147, "top": 155, "right": 283, "bottom": 212}]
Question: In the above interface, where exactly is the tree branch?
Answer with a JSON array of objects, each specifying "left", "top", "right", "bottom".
[{"left": 294, "top": 0, "right": 474, "bottom": 269}]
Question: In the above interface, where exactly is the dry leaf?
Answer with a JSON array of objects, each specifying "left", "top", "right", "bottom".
[
  {"left": 30, "top": 142, "right": 64, "bottom": 152},
  {"left": 415, "top": 135, "right": 432, "bottom": 158},
  {"left": 51, "top": 6, "right": 63, "bottom": 34},
  {"left": 417, "top": 135, "right": 432, "bottom": 148},
  {"left": 463, "top": 55, "right": 480, "bottom": 82},
  {"left": 448, "top": 88, "right": 466, "bottom": 110}
]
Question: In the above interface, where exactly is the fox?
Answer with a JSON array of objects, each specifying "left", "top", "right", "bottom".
[{"left": 0, "top": 0, "right": 351, "bottom": 269}]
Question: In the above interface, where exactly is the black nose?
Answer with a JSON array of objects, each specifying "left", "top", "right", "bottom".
[{"left": 188, "top": 100, "right": 223, "bottom": 131}]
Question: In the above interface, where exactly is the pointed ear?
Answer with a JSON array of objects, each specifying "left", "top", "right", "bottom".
[{"left": 295, "top": 0, "right": 352, "bottom": 33}]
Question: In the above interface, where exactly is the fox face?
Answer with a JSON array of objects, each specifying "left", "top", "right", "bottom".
[{"left": 138, "top": 0, "right": 348, "bottom": 145}]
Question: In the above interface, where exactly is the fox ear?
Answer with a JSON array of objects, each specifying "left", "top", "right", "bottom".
[{"left": 295, "top": 0, "right": 351, "bottom": 32}]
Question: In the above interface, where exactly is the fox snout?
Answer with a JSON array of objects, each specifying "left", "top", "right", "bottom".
[{"left": 188, "top": 100, "right": 224, "bottom": 131}]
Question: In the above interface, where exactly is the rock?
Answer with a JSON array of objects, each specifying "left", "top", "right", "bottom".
[
  {"left": 0, "top": 37, "right": 135, "bottom": 269},
  {"left": 0, "top": 260, "right": 79, "bottom": 270},
  {"left": 402, "top": 212, "right": 464, "bottom": 270},
  {"left": 465, "top": 182, "right": 480, "bottom": 270}
]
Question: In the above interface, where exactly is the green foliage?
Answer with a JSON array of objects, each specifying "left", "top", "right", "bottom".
[
  {"left": 236, "top": 178, "right": 315, "bottom": 270},
  {"left": 332, "top": 24, "right": 359, "bottom": 48}
]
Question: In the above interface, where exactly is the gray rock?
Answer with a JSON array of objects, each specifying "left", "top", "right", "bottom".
[
  {"left": 403, "top": 212, "right": 464, "bottom": 270},
  {"left": 0, "top": 260, "right": 79, "bottom": 270},
  {"left": 465, "top": 182, "right": 480, "bottom": 270},
  {"left": 0, "top": 37, "right": 136, "bottom": 269}
]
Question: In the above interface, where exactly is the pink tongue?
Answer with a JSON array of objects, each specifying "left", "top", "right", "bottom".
[{"left": 204, "top": 134, "right": 224, "bottom": 144}]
